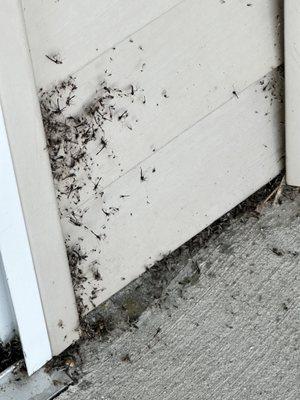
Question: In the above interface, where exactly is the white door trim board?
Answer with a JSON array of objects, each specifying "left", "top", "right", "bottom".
[
  {"left": 0, "top": 0, "right": 79, "bottom": 371},
  {"left": 0, "top": 104, "right": 52, "bottom": 375},
  {"left": 285, "top": 0, "right": 300, "bottom": 186},
  {"left": 0, "top": 255, "right": 17, "bottom": 344}
]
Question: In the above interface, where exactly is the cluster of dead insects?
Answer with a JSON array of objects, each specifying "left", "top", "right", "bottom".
[
  {"left": 40, "top": 75, "right": 145, "bottom": 312},
  {"left": 0, "top": 337, "right": 23, "bottom": 373},
  {"left": 39, "top": 76, "right": 142, "bottom": 207},
  {"left": 65, "top": 239, "right": 95, "bottom": 316},
  {"left": 259, "top": 65, "right": 284, "bottom": 106}
]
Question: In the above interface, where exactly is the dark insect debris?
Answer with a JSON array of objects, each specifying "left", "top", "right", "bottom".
[
  {"left": 40, "top": 75, "right": 146, "bottom": 315},
  {"left": 45, "top": 54, "right": 63, "bottom": 64},
  {"left": 0, "top": 337, "right": 23, "bottom": 373}
]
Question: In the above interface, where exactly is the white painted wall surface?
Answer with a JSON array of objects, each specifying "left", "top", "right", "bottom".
[
  {"left": 21, "top": 0, "right": 284, "bottom": 313},
  {"left": 21, "top": 0, "right": 184, "bottom": 88},
  {"left": 65, "top": 73, "right": 284, "bottom": 311}
]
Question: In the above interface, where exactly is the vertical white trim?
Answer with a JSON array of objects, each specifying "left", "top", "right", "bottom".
[
  {"left": 285, "top": 0, "right": 300, "bottom": 186},
  {"left": 0, "top": 105, "right": 52, "bottom": 375},
  {"left": 0, "top": 0, "right": 79, "bottom": 363},
  {"left": 0, "top": 254, "right": 16, "bottom": 344}
]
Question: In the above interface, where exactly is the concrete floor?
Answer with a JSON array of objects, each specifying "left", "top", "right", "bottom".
[{"left": 57, "top": 185, "right": 299, "bottom": 400}]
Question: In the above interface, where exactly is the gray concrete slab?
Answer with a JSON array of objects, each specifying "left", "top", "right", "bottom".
[{"left": 57, "top": 186, "right": 299, "bottom": 400}]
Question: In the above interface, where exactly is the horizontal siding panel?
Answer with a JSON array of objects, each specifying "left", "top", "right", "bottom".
[{"left": 22, "top": 0, "right": 183, "bottom": 86}]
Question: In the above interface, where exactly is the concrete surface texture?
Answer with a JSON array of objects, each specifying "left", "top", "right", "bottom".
[{"left": 58, "top": 185, "right": 299, "bottom": 400}]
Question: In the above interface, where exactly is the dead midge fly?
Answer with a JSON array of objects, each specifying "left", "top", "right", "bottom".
[
  {"left": 96, "top": 137, "right": 108, "bottom": 155},
  {"left": 118, "top": 110, "right": 129, "bottom": 121},
  {"left": 45, "top": 54, "right": 63, "bottom": 64},
  {"left": 130, "top": 84, "right": 135, "bottom": 96},
  {"left": 93, "top": 177, "right": 102, "bottom": 191},
  {"left": 140, "top": 168, "right": 147, "bottom": 182}
]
